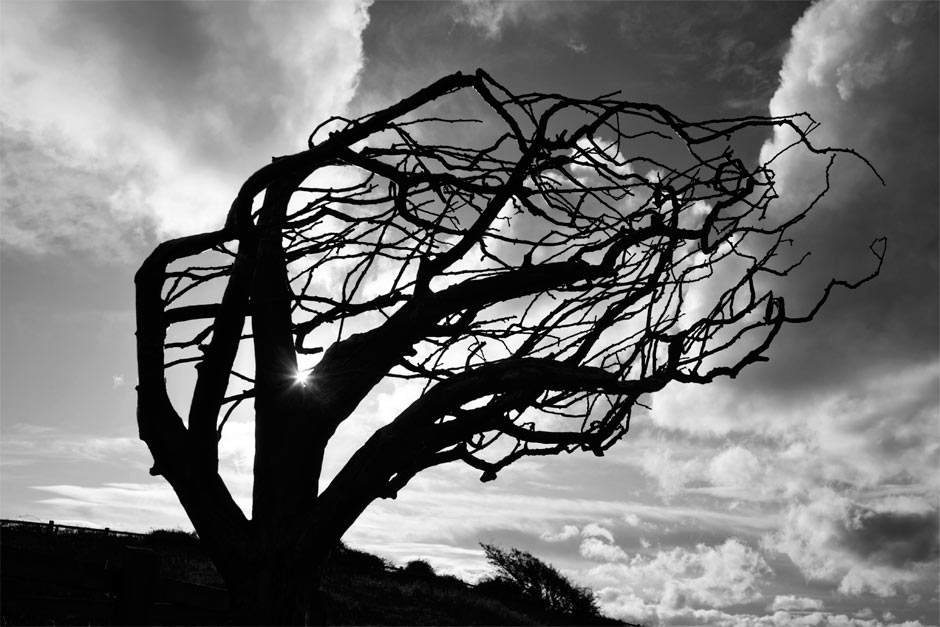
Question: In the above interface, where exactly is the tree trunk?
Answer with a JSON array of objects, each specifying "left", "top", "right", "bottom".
[{"left": 227, "top": 549, "right": 328, "bottom": 626}]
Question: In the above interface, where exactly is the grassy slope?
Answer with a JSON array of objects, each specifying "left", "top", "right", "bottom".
[{"left": 0, "top": 522, "right": 638, "bottom": 626}]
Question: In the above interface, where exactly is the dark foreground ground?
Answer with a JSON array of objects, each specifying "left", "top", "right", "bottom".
[{"left": 0, "top": 519, "right": 637, "bottom": 626}]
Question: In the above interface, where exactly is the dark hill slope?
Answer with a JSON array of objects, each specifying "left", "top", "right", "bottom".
[{"left": 0, "top": 520, "right": 639, "bottom": 626}]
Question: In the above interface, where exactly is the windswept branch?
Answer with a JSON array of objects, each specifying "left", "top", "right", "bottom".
[{"left": 136, "top": 70, "right": 882, "bottom": 561}]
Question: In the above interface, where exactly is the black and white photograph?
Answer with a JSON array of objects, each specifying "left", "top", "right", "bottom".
[{"left": 1, "top": 1, "right": 937, "bottom": 625}]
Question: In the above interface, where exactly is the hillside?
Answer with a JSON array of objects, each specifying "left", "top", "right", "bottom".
[{"left": 0, "top": 519, "right": 638, "bottom": 626}]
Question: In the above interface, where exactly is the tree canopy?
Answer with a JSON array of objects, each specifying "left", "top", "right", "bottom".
[{"left": 135, "top": 69, "right": 882, "bottom": 624}]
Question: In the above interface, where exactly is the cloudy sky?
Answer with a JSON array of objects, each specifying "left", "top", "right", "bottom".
[{"left": 1, "top": 1, "right": 937, "bottom": 626}]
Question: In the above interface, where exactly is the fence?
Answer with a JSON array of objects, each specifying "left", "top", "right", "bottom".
[{"left": 1, "top": 518, "right": 231, "bottom": 625}]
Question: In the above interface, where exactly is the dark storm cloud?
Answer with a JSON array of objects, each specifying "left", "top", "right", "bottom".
[
  {"left": 842, "top": 506, "right": 940, "bottom": 568},
  {"left": 357, "top": 0, "right": 804, "bottom": 167},
  {"left": 740, "top": 1, "right": 939, "bottom": 400},
  {"left": 613, "top": 2, "right": 808, "bottom": 113},
  {"left": 767, "top": 493, "right": 939, "bottom": 602},
  {"left": 56, "top": 1, "right": 212, "bottom": 92}
]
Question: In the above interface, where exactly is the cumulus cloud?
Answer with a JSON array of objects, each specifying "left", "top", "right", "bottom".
[
  {"left": 764, "top": 491, "right": 939, "bottom": 597},
  {"left": 580, "top": 536, "right": 630, "bottom": 563},
  {"left": 763, "top": 611, "right": 929, "bottom": 627},
  {"left": 642, "top": 358, "right": 939, "bottom": 508},
  {"left": 541, "top": 524, "right": 580, "bottom": 542},
  {"left": 751, "top": 0, "right": 938, "bottom": 388},
  {"left": 581, "top": 522, "right": 616, "bottom": 543},
  {"left": 708, "top": 446, "right": 763, "bottom": 489},
  {"left": 630, "top": 2, "right": 938, "bottom": 527},
  {"left": 771, "top": 595, "right": 825, "bottom": 612},
  {"left": 583, "top": 538, "right": 770, "bottom": 613},
  {"left": 1, "top": 1, "right": 371, "bottom": 257},
  {"left": 639, "top": 444, "right": 709, "bottom": 497},
  {"left": 597, "top": 602, "right": 931, "bottom": 627}
]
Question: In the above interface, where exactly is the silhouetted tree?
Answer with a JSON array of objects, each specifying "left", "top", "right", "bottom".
[
  {"left": 480, "top": 543, "right": 599, "bottom": 617},
  {"left": 135, "top": 69, "right": 883, "bottom": 624}
]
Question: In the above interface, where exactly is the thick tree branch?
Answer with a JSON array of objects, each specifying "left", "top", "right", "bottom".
[{"left": 136, "top": 71, "right": 882, "bottom": 589}]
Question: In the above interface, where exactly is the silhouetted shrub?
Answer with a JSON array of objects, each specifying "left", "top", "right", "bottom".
[
  {"left": 328, "top": 542, "right": 390, "bottom": 574},
  {"left": 480, "top": 543, "right": 600, "bottom": 617},
  {"left": 403, "top": 559, "right": 436, "bottom": 579},
  {"left": 475, "top": 576, "right": 522, "bottom": 601},
  {"left": 145, "top": 528, "right": 201, "bottom": 549}
]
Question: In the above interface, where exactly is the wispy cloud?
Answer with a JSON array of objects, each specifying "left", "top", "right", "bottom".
[
  {"left": 451, "top": 0, "right": 586, "bottom": 44},
  {"left": 32, "top": 482, "right": 188, "bottom": 532},
  {"left": 566, "top": 37, "right": 587, "bottom": 54},
  {"left": 1, "top": 424, "right": 145, "bottom": 467}
]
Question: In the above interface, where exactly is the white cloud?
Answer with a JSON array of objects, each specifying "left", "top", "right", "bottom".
[
  {"left": 708, "top": 446, "right": 762, "bottom": 488},
  {"left": 581, "top": 522, "right": 616, "bottom": 543},
  {"left": 541, "top": 524, "right": 580, "bottom": 542},
  {"left": 583, "top": 538, "right": 770, "bottom": 612},
  {"left": 596, "top": 585, "right": 933, "bottom": 627},
  {"left": 1, "top": 427, "right": 146, "bottom": 467},
  {"left": 216, "top": 418, "right": 256, "bottom": 514},
  {"left": 784, "top": 0, "right": 913, "bottom": 103},
  {"left": 0, "top": 421, "right": 255, "bottom": 522},
  {"left": 0, "top": 1, "right": 372, "bottom": 257},
  {"left": 639, "top": 445, "right": 709, "bottom": 497},
  {"left": 32, "top": 482, "right": 189, "bottom": 532},
  {"left": 573, "top": 521, "right": 632, "bottom": 560},
  {"left": 620, "top": 6, "right": 939, "bottom": 567},
  {"left": 595, "top": 600, "right": 932, "bottom": 627},
  {"left": 568, "top": 135, "right": 634, "bottom": 179},
  {"left": 771, "top": 595, "right": 825, "bottom": 612},
  {"left": 855, "top": 607, "right": 875, "bottom": 619},
  {"left": 763, "top": 490, "right": 938, "bottom": 598},
  {"left": 641, "top": 359, "right": 939, "bottom": 506},
  {"left": 580, "top": 537, "right": 629, "bottom": 563}
]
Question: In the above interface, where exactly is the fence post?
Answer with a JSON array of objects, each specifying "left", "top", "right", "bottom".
[
  {"left": 47, "top": 520, "right": 56, "bottom": 535},
  {"left": 113, "top": 546, "right": 160, "bottom": 626}
]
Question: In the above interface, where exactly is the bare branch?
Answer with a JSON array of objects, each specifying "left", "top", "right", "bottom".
[{"left": 136, "top": 70, "right": 882, "bottom": 571}]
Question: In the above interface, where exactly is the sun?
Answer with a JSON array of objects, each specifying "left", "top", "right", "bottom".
[{"left": 293, "top": 370, "right": 308, "bottom": 387}]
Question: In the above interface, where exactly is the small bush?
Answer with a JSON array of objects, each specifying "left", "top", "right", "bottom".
[
  {"left": 145, "top": 528, "right": 201, "bottom": 549},
  {"left": 403, "top": 559, "right": 436, "bottom": 579},
  {"left": 329, "top": 542, "right": 391, "bottom": 574}
]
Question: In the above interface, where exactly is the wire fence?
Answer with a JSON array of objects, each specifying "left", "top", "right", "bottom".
[
  {"left": 1, "top": 517, "right": 151, "bottom": 538},
  {"left": 1, "top": 517, "right": 229, "bottom": 625}
]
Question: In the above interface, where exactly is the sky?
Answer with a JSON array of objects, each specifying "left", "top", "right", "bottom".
[{"left": 0, "top": 1, "right": 937, "bottom": 626}]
